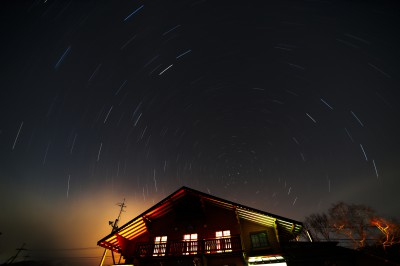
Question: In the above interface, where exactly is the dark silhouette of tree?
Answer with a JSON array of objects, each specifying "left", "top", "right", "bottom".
[
  {"left": 304, "top": 201, "right": 400, "bottom": 250},
  {"left": 370, "top": 217, "right": 400, "bottom": 250},
  {"left": 328, "top": 202, "right": 375, "bottom": 249},
  {"left": 304, "top": 213, "right": 331, "bottom": 241}
]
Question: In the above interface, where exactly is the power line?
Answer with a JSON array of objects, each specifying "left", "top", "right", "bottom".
[{"left": 27, "top": 247, "right": 101, "bottom": 252}]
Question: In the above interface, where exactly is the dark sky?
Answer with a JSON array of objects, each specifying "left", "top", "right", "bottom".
[{"left": 1, "top": 0, "right": 399, "bottom": 264}]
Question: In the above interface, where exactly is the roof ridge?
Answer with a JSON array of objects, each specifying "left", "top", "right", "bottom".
[{"left": 97, "top": 186, "right": 303, "bottom": 247}]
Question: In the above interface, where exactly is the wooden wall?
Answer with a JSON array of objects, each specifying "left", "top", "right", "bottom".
[{"left": 238, "top": 218, "right": 280, "bottom": 253}]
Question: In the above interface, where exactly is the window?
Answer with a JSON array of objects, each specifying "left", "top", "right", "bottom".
[
  {"left": 250, "top": 231, "right": 269, "bottom": 248},
  {"left": 216, "top": 230, "right": 231, "bottom": 252},
  {"left": 248, "top": 255, "right": 287, "bottom": 266},
  {"left": 206, "top": 230, "right": 232, "bottom": 253},
  {"left": 183, "top": 233, "right": 198, "bottom": 255},
  {"left": 153, "top": 236, "right": 167, "bottom": 256},
  {"left": 216, "top": 230, "right": 231, "bottom": 238}
]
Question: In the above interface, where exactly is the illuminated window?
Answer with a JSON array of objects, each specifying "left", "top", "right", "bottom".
[
  {"left": 250, "top": 231, "right": 269, "bottom": 248},
  {"left": 183, "top": 233, "right": 198, "bottom": 255},
  {"left": 206, "top": 230, "right": 232, "bottom": 253},
  {"left": 216, "top": 230, "right": 231, "bottom": 238},
  {"left": 216, "top": 230, "right": 231, "bottom": 252},
  {"left": 153, "top": 236, "right": 167, "bottom": 256},
  {"left": 248, "top": 255, "right": 287, "bottom": 266}
]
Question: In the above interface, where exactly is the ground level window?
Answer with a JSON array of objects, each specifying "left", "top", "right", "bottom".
[
  {"left": 250, "top": 231, "right": 269, "bottom": 248},
  {"left": 153, "top": 236, "right": 167, "bottom": 256},
  {"left": 248, "top": 255, "right": 287, "bottom": 265}
]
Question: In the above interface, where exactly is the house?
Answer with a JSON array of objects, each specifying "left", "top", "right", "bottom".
[{"left": 97, "top": 186, "right": 303, "bottom": 266}]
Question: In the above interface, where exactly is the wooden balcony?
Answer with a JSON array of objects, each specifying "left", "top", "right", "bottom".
[{"left": 135, "top": 235, "right": 242, "bottom": 257}]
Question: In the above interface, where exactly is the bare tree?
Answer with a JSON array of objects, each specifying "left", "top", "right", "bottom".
[
  {"left": 304, "top": 213, "right": 331, "bottom": 241},
  {"left": 303, "top": 202, "right": 390, "bottom": 248},
  {"left": 370, "top": 217, "right": 400, "bottom": 250},
  {"left": 328, "top": 202, "right": 375, "bottom": 249},
  {"left": 304, "top": 201, "right": 400, "bottom": 259}
]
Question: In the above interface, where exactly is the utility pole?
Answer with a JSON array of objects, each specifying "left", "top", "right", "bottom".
[
  {"left": 99, "top": 199, "right": 126, "bottom": 266},
  {"left": 6, "top": 243, "right": 27, "bottom": 264},
  {"left": 23, "top": 254, "right": 30, "bottom": 261}
]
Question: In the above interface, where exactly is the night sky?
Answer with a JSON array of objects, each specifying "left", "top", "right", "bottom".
[{"left": 1, "top": 0, "right": 399, "bottom": 265}]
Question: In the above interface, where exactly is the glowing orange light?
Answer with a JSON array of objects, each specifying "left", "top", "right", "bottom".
[{"left": 370, "top": 217, "right": 400, "bottom": 249}]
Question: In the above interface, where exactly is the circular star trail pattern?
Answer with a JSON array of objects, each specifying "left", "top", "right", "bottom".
[{"left": 0, "top": 0, "right": 399, "bottom": 262}]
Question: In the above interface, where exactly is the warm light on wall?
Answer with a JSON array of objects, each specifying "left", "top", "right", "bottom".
[
  {"left": 249, "top": 263, "right": 287, "bottom": 266},
  {"left": 248, "top": 255, "right": 287, "bottom": 265}
]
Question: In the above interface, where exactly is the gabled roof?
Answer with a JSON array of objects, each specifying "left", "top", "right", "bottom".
[{"left": 98, "top": 186, "right": 303, "bottom": 252}]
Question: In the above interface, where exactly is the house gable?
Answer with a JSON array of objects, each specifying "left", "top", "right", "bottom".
[
  {"left": 239, "top": 218, "right": 280, "bottom": 256},
  {"left": 97, "top": 186, "right": 303, "bottom": 256}
]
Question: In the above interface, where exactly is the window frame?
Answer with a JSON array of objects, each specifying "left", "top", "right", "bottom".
[
  {"left": 183, "top": 233, "right": 198, "bottom": 255},
  {"left": 215, "top": 230, "right": 232, "bottom": 252},
  {"left": 250, "top": 231, "right": 269, "bottom": 249},
  {"left": 153, "top": 235, "right": 167, "bottom": 256},
  {"left": 215, "top": 230, "right": 231, "bottom": 238}
]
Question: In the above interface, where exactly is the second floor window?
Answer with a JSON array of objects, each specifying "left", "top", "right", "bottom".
[
  {"left": 153, "top": 236, "right": 167, "bottom": 256},
  {"left": 183, "top": 233, "right": 198, "bottom": 255},
  {"left": 216, "top": 230, "right": 231, "bottom": 238},
  {"left": 216, "top": 230, "right": 232, "bottom": 252},
  {"left": 206, "top": 230, "right": 232, "bottom": 253},
  {"left": 250, "top": 231, "right": 269, "bottom": 249}
]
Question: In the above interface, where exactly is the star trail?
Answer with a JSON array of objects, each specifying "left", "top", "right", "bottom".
[{"left": 0, "top": 0, "right": 399, "bottom": 265}]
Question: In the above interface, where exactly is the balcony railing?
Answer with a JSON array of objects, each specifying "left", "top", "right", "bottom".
[{"left": 135, "top": 235, "right": 242, "bottom": 257}]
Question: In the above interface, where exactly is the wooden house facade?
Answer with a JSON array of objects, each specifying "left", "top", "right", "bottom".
[{"left": 97, "top": 187, "right": 303, "bottom": 266}]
